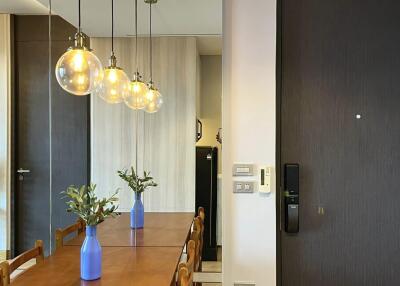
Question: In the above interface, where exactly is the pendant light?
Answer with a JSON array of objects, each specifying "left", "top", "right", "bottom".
[
  {"left": 124, "top": 0, "right": 149, "bottom": 109},
  {"left": 145, "top": 0, "right": 163, "bottom": 113},
  {"left": 55, "top": 0, "right": 103, "bottom": 96},
  {"left": 95, "top": 0, "right": 130, "bottom": 104}
]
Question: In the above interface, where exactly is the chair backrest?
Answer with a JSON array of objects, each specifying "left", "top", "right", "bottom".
[
  {"left": 196, "top": 207, "right": 205, "bottom": 263},
  {"left": 191, "top": 217, "right": 202, "bottom": 271},
  {"left": 198, "top": 207, "right": 205, "bottom": 223},
  {"left": 55, "top": 218, "right": 85, "bottom": 249},
  {"left": 0, "top": 265, "right": 4, "bottom": 286},
  {"left": 178, "top": 266, "right": 193, "bottom": 286},
  {"left": 0, "top": 240, "right": 44, "bottom": 285},
  {"left": 179, "top": 240, "right": 195, "bottom": 274}
]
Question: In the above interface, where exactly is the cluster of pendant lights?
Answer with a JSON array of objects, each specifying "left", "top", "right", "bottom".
[{"left": 55, "top": 0, "right": 163, "bottom": 113}]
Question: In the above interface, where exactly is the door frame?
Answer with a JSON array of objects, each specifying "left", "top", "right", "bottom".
[{"left": 275, "top": 0, "right": 283, "bottom": 285}]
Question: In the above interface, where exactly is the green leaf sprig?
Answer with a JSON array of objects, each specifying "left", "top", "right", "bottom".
[
  {"left": 62, "top": 184, "right": 119, "bottom": 226},
  {"left": 118, "top": 167, "right": 157, "bottom": 194}
]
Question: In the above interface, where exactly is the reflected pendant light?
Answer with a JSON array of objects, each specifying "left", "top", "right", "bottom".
[
  {"left": 124, "top": 0, "right": 149, "bottom": 109},
  {"left": 95, "top": 0, "right": 130, "bottom": 104},
  {"left": 145, "top": 0, "right": 163, "bottom": 113},
  {"left": 55, "top": 0, "right": 103, "bottom": 96}
]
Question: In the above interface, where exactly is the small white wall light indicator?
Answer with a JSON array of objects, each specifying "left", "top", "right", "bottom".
[{"left": 356, "top": 114, "right": 362, "bottom": 119}]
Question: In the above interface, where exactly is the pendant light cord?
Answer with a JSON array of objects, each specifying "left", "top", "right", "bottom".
[
  {"left": 111, "top": 0, "right": 114, "bottom": 53},
  {"left": 78, "top": 0, "right": 81, "bottom": 31},
  {"left": 149, "top": 2, "right": 153, "bottom": 81},
  {"left": 135, "top": 0, "right": 138, "bottom": 73}
]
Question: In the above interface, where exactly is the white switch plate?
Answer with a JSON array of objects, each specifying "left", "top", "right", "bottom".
[
  {"left": 233, "top": 181, "right": 255, "bottom": 193},
  {"left": 232, "top": 163, "right": 255, "bottom": 176},
  {"left": 259, "top": 166, "right": 272, "bottom": 193}
]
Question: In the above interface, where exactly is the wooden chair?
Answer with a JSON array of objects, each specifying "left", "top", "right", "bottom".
[
  {"left": 0, "top": 240, "right": 44, "bottom": 285},
  {"left": 196, "top": 207, "right": 205, "bottom": 270},
  {"left": 198, "top": 207, "right": 205, "bottom": 223},
  {"left": 177, "top": 240, "right": 195, "bottom": 286},
  {"left": 55, "top": 218, "right": 85, "bottom": 249},
  {"left": 191, "top": 217, "right": 202, "bottom": 272},
  {"left": 0, "top": 266, "right": 4, "bottom": 286},
  {"left": 178, "top": 266, "right": 193, "bottom": 286}
]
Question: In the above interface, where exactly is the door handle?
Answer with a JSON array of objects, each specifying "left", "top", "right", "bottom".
[
  {"left": 284, "top": 164, "right": 299, "bottom": 233},
  {"left": 17, "top": 168, "right": 31, "bottom": 174}
]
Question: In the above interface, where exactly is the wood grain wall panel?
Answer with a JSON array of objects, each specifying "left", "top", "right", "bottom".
[
  {"left": 280, "top": 1, "right": 400, "bottom": 285},
  {"left": 91, "top": 37, "right": 196, "bottom": 212},
  {"left": 13, "top": 15, "right": 89, "bottom": 255}
]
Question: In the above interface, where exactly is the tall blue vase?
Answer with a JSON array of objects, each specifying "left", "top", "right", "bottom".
[
  {"left": 81, "top": 225, "right": 102, "bottom": 281},
  {"left": 130, "top": 192, "right": 144, "bottom": 229}
]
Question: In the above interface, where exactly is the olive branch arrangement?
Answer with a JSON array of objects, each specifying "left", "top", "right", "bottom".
[
  {"left": 118, "top": 167, "right": 157, "bottom": 194},
  {"left": 62, "top": 184, "right": 119, "bottom": 226}
]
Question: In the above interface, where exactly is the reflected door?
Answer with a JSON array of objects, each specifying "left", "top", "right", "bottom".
[{"left": 13, "top": 15, "right": 89, "bottom": 256}]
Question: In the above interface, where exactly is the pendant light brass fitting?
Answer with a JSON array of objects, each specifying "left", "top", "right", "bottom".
[
  {"left": 132, "top": 71, "right": 144, "bottom": 82},
  {"left": 144, "top": 0, "right": 158, "bottom": 3},
  {"left": 107, "top": 52, "right": 121, "bottom": 69},
  {"left": 69, "top": 31, "right": 90, "bottom": 50}
]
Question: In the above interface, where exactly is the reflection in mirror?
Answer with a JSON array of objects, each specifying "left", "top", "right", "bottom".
[{"left": 0, "top": 0, "right": 221, "bottom": 284}]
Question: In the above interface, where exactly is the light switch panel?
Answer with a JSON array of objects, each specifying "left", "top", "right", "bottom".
[
  {"left": 233, "top": 163, "right": 254, "bottom": 176},
  {"left": 259, "top": 166, "right": 272, "bottom": 193},
  {"left": 233, "top": 181, "right": 255, "bottom": 193}
]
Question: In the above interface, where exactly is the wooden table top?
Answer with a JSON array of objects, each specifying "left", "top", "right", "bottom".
[
  {"left": 65, "top": 212, "right": 194, "bottom": 247},
  {"left": 11, "top": 246, "right": 183, "bottom": 286}
]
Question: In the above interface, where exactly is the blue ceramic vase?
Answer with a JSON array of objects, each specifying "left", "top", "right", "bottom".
[
  {"left": 81, "top": 225, "right": 102, "bottom": 280},
  {"left": 130, "top": 192, "right": 144, "bottom": 229}
]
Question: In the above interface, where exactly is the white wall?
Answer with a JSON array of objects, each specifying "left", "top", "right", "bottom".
[
  {"left": 222, "top": 0, "right": 277, "bottom": 285},
  {"left": 0, "top": 14, "right": 11, "bottom": 259}
]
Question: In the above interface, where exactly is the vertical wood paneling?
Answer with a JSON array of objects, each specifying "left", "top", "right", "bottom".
[
  {"left": 91, "top": 37, "right": 196, "bottom": 212},
  {"left": 280, "top": 1, "right": 400, "bottom": 285}
]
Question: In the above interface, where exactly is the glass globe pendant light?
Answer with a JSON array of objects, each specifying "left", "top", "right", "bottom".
[
  {"left": 144, "top": 0, "right": 163, "bottom": 113},
  {"left": 95, "top": 0, "right": 130, "bottom": 104},
  {"left": 124, "top": 0, "right": 149, "bottom": 109},
  {"left": 55, "top": 0, "right": 103, "bottom": 96}
]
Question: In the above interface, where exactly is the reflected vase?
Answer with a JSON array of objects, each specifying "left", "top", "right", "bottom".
[
  {"left": 81, "top": 225, "right": 102, "bottom": 280},
  {"left": 131, "top": 192, "right": 144, "bottom": 229}
]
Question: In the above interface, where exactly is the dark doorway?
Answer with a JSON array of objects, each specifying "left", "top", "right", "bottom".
[
  {"left": 278, "top": 1, "right": 400, "bottom": 285},
  {"left": 13, "top": 15, "right": 89, "bottom": 256}
]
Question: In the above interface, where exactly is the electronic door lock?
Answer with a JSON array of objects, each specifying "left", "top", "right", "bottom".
[{"left": 284, "top": 164, "right": 299, "bottom": 233}]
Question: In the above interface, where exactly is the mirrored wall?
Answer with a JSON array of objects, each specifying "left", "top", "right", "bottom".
[{"left": 3, "top": 0, "right": 222, "bottom": 278}]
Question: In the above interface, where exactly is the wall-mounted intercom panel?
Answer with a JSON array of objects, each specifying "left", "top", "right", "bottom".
[{"left": 259, "top": 166, "right": 272, "bottom": 193}]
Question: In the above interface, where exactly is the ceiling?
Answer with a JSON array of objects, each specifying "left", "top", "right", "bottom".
[
  {"left": 0, "top": 0, "right": 48, "bottom": 14},
  {"left": 1, "top": 0, "right": 222, "bottom": 37},
  {"left": 0, "top": 0, "right": 222, "bottom": 54}
]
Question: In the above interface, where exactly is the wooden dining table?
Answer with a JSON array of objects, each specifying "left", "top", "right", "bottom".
[
  {"left": 65, "top": 212, "right": 195, "bottom": 247},
  {"left": 11, "top": 212, "right": 194, "bottom": 286}
]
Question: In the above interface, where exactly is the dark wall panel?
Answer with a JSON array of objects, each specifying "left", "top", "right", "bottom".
[
  {"left": 279, "top": 0, "right": 400, "bottom": 285},
  {"left": 13, "top": 15, "right": 89, "bottom": 255}
]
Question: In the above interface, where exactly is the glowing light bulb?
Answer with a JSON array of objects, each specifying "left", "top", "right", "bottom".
[
  {"left": 55, "top": 33, "right": 103, "bottom": 96},
  {"left": 144, "top": 85, "right": 163, "bottom": 113},
  {"left": 95, "top": 61, "right": 130, "bottom": 104},
  {"left": 124, "top": 72, "right": 149, "bottom": 110}
]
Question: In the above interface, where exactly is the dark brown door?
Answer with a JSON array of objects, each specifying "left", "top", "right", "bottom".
[
  {"left": 279, "top": 1, "right": 400, "bottom": 285},
  {"left": 13, "top": 16, "right": 89, "bottom": 256}
]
